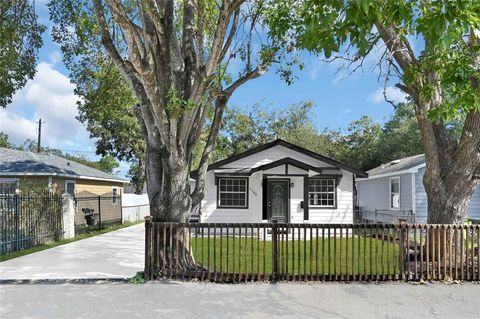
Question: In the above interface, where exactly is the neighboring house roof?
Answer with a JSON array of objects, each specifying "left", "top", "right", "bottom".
[
  {"left": 0, "top": 148, "right": 127, "bottom": 183},
  {"left": 191, "top": 139, "right": 368, "bottom": 178},
  {"left": 362, "top": 154, "right": 425, "bottom": 179}
]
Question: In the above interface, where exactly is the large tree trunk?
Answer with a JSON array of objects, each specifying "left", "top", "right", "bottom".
[
  {"left": 418, "top": 108, "right": 480, "bottom": 225},
  {"left": 145, "top": 144, "right": 192, "bottom": 222},
  {"left": 92, "top": 0, "right": 273, "bottom": 275},
  {"left": 425, "top": 174, "right": 478, "bottom": 224},
  {"left": 375, "top": 23, "right": 480, "bottom": 226}
]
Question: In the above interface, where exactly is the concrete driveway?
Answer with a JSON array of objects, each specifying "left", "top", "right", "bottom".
[
  {"left": 0, "top": 223, "right": 144, "bottom": 280},
  {"left": 1, "top": 281, "right": 479, "bottom": 319}
]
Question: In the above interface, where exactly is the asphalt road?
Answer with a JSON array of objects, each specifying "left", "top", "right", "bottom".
[{"left": 1, "top": 281, "right": 479, "bottom": 319}]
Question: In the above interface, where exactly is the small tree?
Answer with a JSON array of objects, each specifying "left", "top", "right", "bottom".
[{"left": 267, "top": 0, "right": 480, "bottom": 224}]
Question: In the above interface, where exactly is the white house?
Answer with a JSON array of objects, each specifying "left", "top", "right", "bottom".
[
  {"left": 191, "top": 139, "right": 367, "bottom": 224},
  {"left": 356, "top": 154, "right": 480, "bottom": 223}
]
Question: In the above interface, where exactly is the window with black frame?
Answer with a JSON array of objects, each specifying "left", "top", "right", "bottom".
[
  {"left": 217, "top": 177, "right": 248, "bottom": 208},
  {"left": 308, "top": 178, "right": 336, "bottom": 207}
]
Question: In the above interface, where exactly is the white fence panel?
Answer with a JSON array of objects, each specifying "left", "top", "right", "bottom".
[{"left": 122, "top": 194, "right": 150, "bottom": 223}]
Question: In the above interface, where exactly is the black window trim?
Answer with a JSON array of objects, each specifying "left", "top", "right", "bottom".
[
  {"left": 308, "top": 177, "right": 338, "bottom": 209},
  {"left": 216, "top": 176, "right": 249, "bottom": 209}
]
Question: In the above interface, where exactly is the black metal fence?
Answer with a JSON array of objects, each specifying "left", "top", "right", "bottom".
[
  {"left": 74, "top": 195, "right": 122, "bottom": 234},
  {"left": 0, "top": 193, "right": 63, "bottom": 255}
]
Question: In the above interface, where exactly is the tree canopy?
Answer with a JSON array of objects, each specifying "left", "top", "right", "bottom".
[
  {"left": 213, "top": 102, "right": 426, "bottom": 172},
  {"left": 0, "top": 0, "right": 45, "bottom": 107},
  {"left": 266, "top": 0, "right": 480, "bottom": 223}
]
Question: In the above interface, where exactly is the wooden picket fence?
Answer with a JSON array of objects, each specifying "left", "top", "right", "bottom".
[{"left": 144, "top": 218, "right": 480, "bottom": 282}]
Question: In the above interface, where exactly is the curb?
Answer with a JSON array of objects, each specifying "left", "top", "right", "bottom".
[{"left": 0, "top": 278, "right": 130, "bottom": 285}]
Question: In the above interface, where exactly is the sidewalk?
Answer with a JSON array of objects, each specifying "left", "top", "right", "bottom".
[{"left": 1, "top": 281, "right": 479, "bottom": 318}]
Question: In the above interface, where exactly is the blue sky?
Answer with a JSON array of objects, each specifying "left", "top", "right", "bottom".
[{"left": 1, "top": 2, "right": 406, "bottom": 177}]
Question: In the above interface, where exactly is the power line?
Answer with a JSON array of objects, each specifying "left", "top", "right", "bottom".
[{"left": 58, "top": 149, "right": 98, "bottom": 154}]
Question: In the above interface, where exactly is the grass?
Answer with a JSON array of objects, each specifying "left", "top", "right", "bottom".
[
  {"left": 190, "top": 236, "right": 400, "bottom": 276},
  {"left": 0, "top": 221, "right": 143, "bottom": 262}
]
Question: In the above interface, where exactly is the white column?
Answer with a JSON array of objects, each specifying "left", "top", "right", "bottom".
[{"left": 62, "top": 193, "right": 75, "bottom": 239}]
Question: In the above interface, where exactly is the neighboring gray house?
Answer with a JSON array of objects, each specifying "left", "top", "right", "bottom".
[{"left": 356, "top": 154, "right": 480, "bottom": 223}]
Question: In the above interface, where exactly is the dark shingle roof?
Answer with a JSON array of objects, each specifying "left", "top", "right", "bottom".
[
  {"left": 0, "top": 148, "right": 127, "bottom": 183},
  {"left": 367, "top": 154, "right": 425, "bottom": 176}
]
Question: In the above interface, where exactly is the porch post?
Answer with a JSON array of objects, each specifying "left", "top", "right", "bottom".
[
  {"left": 303, "top": 176, "right": 309, "bottom": 220},
  {"left": 262, "top": 176, "right": 268, "bottom": 220}
]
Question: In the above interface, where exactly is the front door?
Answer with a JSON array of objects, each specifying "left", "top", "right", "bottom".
[{"left": 267, "top": 180, "right": 289, "bottom": 222}]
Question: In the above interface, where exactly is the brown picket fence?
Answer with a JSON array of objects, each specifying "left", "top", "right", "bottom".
[{"left": 144, "top": 218, "right": 480, "bottom": 282}]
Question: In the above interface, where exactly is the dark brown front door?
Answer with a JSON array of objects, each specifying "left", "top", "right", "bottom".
[{"left": 267, "top": 180, "right": 289, "bottom": 222}]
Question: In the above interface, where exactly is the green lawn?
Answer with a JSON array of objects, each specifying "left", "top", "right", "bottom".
[
  {"left": 190, "top": 236, "right": 400, "bottom": 276},
  {"left": 0, "top": 221, "right": 143, "bottom": 262}
]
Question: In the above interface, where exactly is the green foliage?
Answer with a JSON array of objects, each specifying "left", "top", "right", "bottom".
[
  {"left": 0, "top": 0, "right": 45, "bottom": 107},
  {"left": 215, "top": 101, "right": 335, "bottom": 160},
  {"left": 129, "top": 271, "right": 145, "bottom": 284},
  {"left": 127, "top": 161, "right": 146, "bottom": 194},
  {"left": 0, "top": 132, "right": 13, "bottom": 148},
  {"left": 49, "top": 0, "right": 144, "bottom": 162},
  {"left": 266, "top": 0, "right": 480, "bottom": 120},
  {"left": 213, "top": 102, "right": 429, "bottom": 172},
  {"left": 98, "top": 156, "right": 120, "bottom": 174}
]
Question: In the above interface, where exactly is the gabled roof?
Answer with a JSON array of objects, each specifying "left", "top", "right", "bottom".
[
  {"left": 0, "top": 148, "right": 127, "bottom": 183},
  {"left": 250, "top": 157, "right": 325, "bottom": 174},
  {"left": 192, "top": 139, "right": 367, "bottom": 177},
  {"left": 366, "top": 154, "right": 425, "bottom": 177}
]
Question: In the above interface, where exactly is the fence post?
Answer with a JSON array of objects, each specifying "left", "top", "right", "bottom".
[
  {"left": 62, "top": 193, "right": 75, "bottom": 239},
  {"left": 399, "top": 220, "right": 407, "bottom": 281},
  {"left": 97, "top": 196, "right": 102, "bottom": 230},
  {"left": 14, "top": 194, "right": 19, "bottom": 252},
  {"left": 374, "top": 209, "right": 378, "bottom": 223},
  {"left": 144, "top": 216, "right": 153, "bottom": 281},
  {"left": 272, "top": 220, "right": 278, "bottom": 280}
]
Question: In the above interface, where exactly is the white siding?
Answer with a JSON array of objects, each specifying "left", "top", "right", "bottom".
[
  {"left": 200, "top": 171, "right": 263, "bottom": 223},
  {"left": 222, "top": 145, "right": 335, "bottom": 169},
  {"left": 414, "top": 168, "right": 428, "bottom": 223},
  {"left": 357, "top": 173, "right": 414, "bottom": 212},
  {"left": 308, "top": 172, "right": 354, "bottom": 223},
  {"left": 200, "top": 169, "right": 355, "bottom": 224}
]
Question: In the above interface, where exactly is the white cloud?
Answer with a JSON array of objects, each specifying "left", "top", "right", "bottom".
[
  {"left": 369, "top": 86, "right": 407, "bottom": 104},
  {"left": 1, "top": 62, "right": 92, "bottom": 151}
]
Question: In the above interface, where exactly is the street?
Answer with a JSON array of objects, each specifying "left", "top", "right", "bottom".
[{"left": 1, "top": 281, "right": 478, "bottom": 319}]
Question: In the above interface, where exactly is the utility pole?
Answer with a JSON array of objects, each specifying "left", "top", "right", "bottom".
[{"left": 37, "top": 118, "right": 42, "bottom": 153}]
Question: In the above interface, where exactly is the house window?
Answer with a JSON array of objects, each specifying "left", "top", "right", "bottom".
[
  {"left": 308, "top": 178, "right": 336, "bottom": 207},
  {"left": 217, "top": 177, "right": 248, "bottom": 208},
  {"left": 112, "top": 187, "right": 118, "bottom": 205},
  {"left": 390, "top": 177, "right": 400, "bottom": 209},
  {"left": 65, "top": 180, "right": 76, "bottom": 197},
  {"left": 0, "top": 178, "right": 19, "bottom": 195}
]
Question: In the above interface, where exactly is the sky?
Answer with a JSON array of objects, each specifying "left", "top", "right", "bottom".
[{"left": 0, "top": 2, "right": 406, "bottom": 178}]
